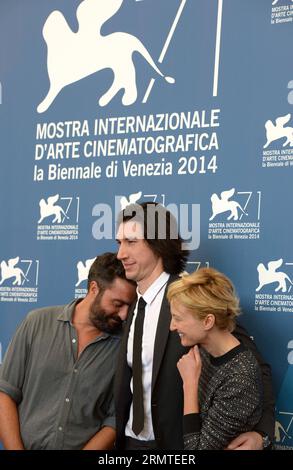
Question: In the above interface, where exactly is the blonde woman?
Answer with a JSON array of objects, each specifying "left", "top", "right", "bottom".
[{"left": 167, "top": 268, "right": 263, "bottom": 450}]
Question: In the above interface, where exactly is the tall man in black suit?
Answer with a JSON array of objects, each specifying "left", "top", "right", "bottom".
[{"left": 115, "top": 202, "right": 275, "bottom": 450}]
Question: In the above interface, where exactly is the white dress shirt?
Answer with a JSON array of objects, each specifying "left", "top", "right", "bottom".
[{"left": 125, "top": 271, "right": 170, "bottom": 440}]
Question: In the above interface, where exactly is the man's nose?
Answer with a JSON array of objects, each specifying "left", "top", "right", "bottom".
[
  {"left": 117, "top": 243, "right": 126, "bottom": 260},
  {"left": 118, "top": 304, "right": 129, "bottom": 322}
]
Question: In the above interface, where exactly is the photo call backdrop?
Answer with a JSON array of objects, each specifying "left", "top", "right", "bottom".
[{"left": 0, "top": 0, "right": 293, "bottom": 449}]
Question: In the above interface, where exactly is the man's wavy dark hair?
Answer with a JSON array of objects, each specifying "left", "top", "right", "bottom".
[{"left": 117, "top": 202, "right": 189, "bottom": 275}]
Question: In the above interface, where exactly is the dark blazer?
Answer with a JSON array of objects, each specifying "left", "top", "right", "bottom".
[
  {"left": 114, "top": 275, "right": 275, "bottom": 449},
  {"left": 233, "top": 323, "right": 275, "bottom": 442},
  {"left": 115, "top": 274, "right": 188, "bottom": 449}
]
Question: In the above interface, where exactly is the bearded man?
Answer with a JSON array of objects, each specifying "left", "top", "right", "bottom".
[{"left": 0, "top": 253, "right": 136, "bottom": 450}]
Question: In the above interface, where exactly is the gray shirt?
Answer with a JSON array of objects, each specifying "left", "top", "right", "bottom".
[{"left": 0, "top": 300, "right": 120, "bottom": 450}]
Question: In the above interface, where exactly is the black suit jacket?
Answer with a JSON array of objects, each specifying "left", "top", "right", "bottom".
[
  {"left": 115, "top": 274, "right": 188, "bottom": 449},
  {"left": 114, "top": 275, "right": 275, "bottom": 449}
]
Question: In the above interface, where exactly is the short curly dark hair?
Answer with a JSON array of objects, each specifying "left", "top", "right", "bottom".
[{"left": 87, "top": 252, "right": 135, "bottom": 291}]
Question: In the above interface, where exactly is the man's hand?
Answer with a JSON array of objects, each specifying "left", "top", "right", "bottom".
[
  {"left": 82, "top": 426, "right": 116, "bottom": 450},
  {"left": 225, "top": 431, "right": 263, "bottom": 450},
  {"left": 0, "top": 392, "right": 25, "bottom": 450}
]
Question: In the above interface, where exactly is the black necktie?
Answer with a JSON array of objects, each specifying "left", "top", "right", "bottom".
[{"left": 132, "top": 296, "right": 146, "bottom": 435}]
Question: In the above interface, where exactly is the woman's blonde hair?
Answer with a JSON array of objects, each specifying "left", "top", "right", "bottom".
[{"left": 167, "top": 267, "right": 240, "bottom": 331}]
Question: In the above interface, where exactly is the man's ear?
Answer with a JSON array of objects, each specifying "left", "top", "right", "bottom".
[{"left": 89, "top": 280, "right": 100, "bottom": 295}]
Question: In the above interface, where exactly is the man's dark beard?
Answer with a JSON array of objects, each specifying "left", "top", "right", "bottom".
[{"left": 89, "top": 293, "right": 123, "bottom": 334}]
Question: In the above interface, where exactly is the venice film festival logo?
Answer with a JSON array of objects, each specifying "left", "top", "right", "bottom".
[
  {"left": 272, "top": 0, "right": 293, "bottom": 3},
  {"left": 272, "top": 0, "right": 293, "bottom": 5},
  {"left": 0, "top": 257, "right": 39, "bottom": 303},
  {"left": 74, "top": 257, "right": 96, "bottom": 298},
  {"left": 274, "top": 339, "right": 293, "bottom": 449},
  {"left": 275, "top": 409, "right": 293, "bottom": 448},
  {"left": 208, "top": 188, "right": 261, "bottom": 240},
  {"left": 271, "top": 0, "right": 293, "bottom": 26},
  {"left": 262, "top": 113, "right": 293, "bottom": 168},
  {"left": 264, "top": 114, "right": 293, "bottom": 149},
  {"left": 254, "top": 258, "right": 293, "bottom": 313},
  {"left": 36, "top": 0, "right": 189, "bottom": 113},
  {"left": 37, "top": 194, "right": 80, "bottom": 241},
  {"left": 185, "top": 261, "right": 210, "bottom": 275}
]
